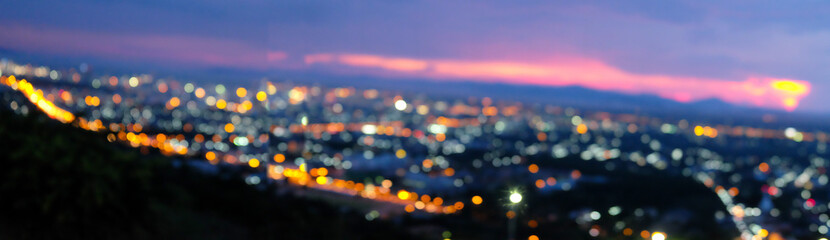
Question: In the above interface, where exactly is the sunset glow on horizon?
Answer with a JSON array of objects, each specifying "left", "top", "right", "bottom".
[
  {"left": 0, "top": 21, "right": 810, "bottom": 111},
  {"left": 305, "top": 53, "right": 811, "bottom": 111}
]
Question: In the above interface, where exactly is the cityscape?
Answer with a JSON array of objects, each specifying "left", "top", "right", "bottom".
[
  {"left": 1, "top": 1, "right": 829, "bottom": 240},
  {"left": 1, "top": 57, "right": 828, "bottom": 239}
]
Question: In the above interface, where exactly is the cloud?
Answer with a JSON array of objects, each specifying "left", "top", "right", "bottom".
[
  {"left": 306, "top": 53, "right": 810, "bottom": 111},
  {"left": 267, "top": 51, "right": 289, "bottom": 62},
  {"left": 0, "top": 24, "right": 281, "bottom": 69}
]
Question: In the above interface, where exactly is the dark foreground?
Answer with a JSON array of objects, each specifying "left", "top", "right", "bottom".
[
  {"left": 0, "top": 107, "right": 422, "bottom": 240},
  {"left": 0, "top": 98, "right": 739, "bottom": 239}
]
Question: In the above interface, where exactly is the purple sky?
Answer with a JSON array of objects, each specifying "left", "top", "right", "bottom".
[{"left": 1, "top": 0, "right": 828, "bottom": 111}]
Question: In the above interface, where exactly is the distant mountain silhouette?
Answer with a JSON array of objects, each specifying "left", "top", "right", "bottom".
[
  {"left": 1, "top": 50, "right": 826, "bottom": 130},
  {"left": 276, "top": 71, "right": 830, "bottom": 130}
]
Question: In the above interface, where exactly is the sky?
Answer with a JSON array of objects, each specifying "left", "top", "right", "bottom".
[{"left": 0, "top": 0, "right": 827, "bottom": 111}]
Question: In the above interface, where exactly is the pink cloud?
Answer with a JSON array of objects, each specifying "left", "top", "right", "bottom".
[
  {"left": 267, "top": 51, "right": 288, "bottom": 62},
  {"left": 306, "top": 53, "right": 810, "bottom": 111}
]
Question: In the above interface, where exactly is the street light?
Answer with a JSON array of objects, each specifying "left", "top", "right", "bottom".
[
  {"left": 651, "top": 232, "right": 666, "bottom": 240},
  {"left": 507, "top": 190, "right": 523, "bottom": 240},
  {"left": 509, "top": 191, "right": 522, "bottom": 204}
]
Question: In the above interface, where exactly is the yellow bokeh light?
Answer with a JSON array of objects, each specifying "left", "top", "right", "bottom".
[
  {"left": 248, "top": 158, "right": 260, "bottom": 168},
  {"left": 397, "top": 190, "right": 410, "bottom": 200},
  {"left": 236, "top": 87, "right": 247, "bottom": 98},
  {"left": 256, "top": 91, "right": 267, "bottom": 102},
  {"left": 758, "top": 229, "right": 768, "bottom": 238},
  {"left": 216, "top": 99, "right": 227, "bottom": 109},
  {"left": 316, "top": 176, "right": 328, "bottom": 185},
  {"left": 4, "top": 77, "right": 75, "bottom": 123},
  {"left": 224, "top": 123, "right": 235, "bottom": 133}
]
